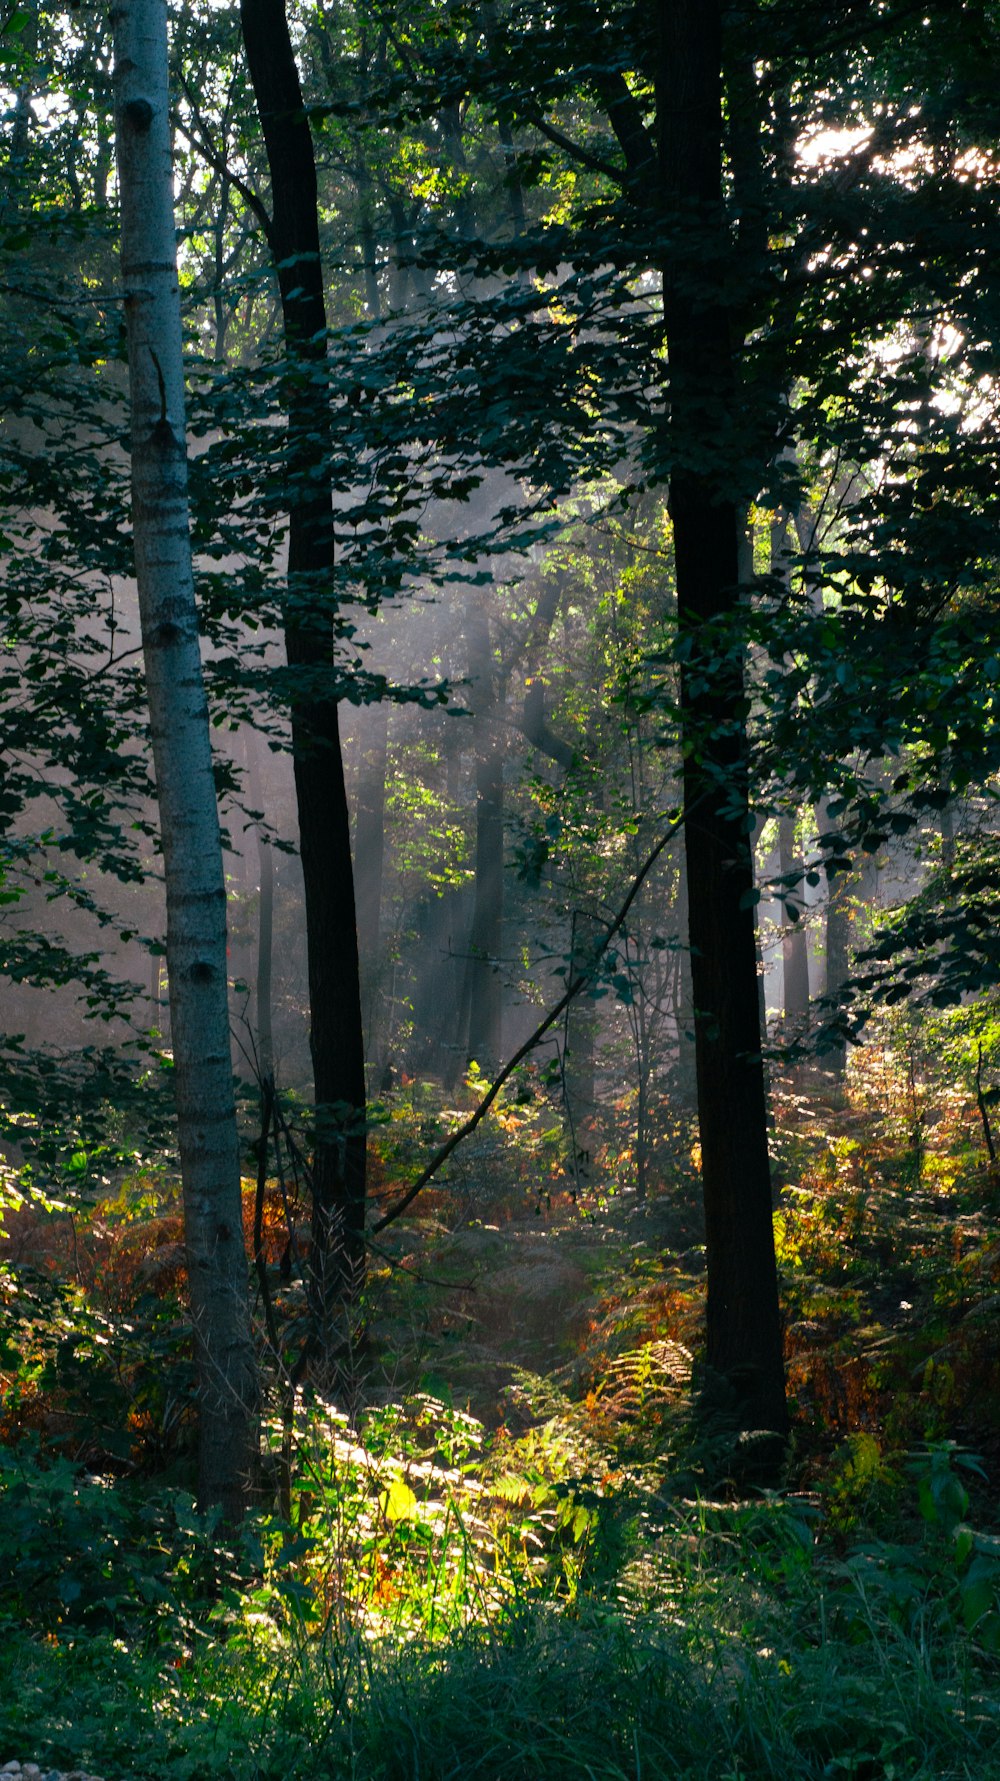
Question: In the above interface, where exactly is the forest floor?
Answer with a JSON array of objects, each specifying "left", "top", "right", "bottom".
[{"left": 2, "top": 1027, "right": 1000, "bottom": 1779}]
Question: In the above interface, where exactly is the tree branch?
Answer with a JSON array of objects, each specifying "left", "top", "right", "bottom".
[
  {"left": 526, "top": 112, "right": 623, "bottom": 183},
  {"left": 173, "top": 73, "right": 274, "bottom": 248},
  {"left": 591, "top": 68, "right": 655, "bottom": 184}
]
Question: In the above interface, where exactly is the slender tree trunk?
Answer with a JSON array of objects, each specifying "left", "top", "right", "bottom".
[
  {"left": 768, "top": 514, "right": 810, "bottom": 1038},
  {"left": 463, "top": 603, "right": 504, "bottom": 1072},
  {"left": 465, "top": 746, "right": 504, "bottom": 1071},
  {"left": 356, "top": 161, "right": 382, "bottom": 322},
  {"left": 521, "top": 575, "right": 575, "bottom": 769},
  {"left": 256, "top": 833, "right": 275, "bottom": 1081},
  {"left": 824, "top": 875, "right": 851, "bottom": 1068},
  {"left": 939, "top": 749, "right": 956, "bottom": 876},
  {"left": 778, "top": 811, "right": 810, "bottom": 1031},
  {"left": 112, "top": 0, "right": 258, "bottom": 1517},
  {"left": 563, "top": 909, "right": 599, "bottom": 1185},
  {"left": 245, "top": 730, "right": 274, "bottom": 1083},
  {"left": 788, "top": 507, "right": 852, "bottom": 1082},
  {"left": 819, "top": 795, "right": 852, "bottom": 1084},
  {"left": 353, "top": 733, "right": 389, "bottom": 927},
  {"left": 240, "top": 0, "right": 367, "bottom": 1350},
  {"left": 656, "top": 0, "right": 787, "bottom": 1443},
  {"left": 633, "top": 977, "right": 651, "bottom": 1204},
  {"left": 354, "top": 701, "right": 388, "bottom": 1055},
  {"left": 212, "top": 164, "right": 231, "bottom": 365},
  {"left": 671, "top": 850, "right": 698, "bottom": 1105}
]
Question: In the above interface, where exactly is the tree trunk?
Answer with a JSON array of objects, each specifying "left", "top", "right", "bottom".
[
  {"left": 240, "top": 0, "right": 367, "bottom": 1352},
  {"left": 671, "top": 850, "right": 698, "bottom": 1105},
  {"left": 938, "top": 749, "right": 956, "bottom": 876},
  {"left": 351, "top": 218, "right": 387, "bottom": 1065},
  {"left": 465, "top": 747, "right": 504, "bottom": 1071},
  {"left": 768, "top": 514, "right": 810, "bottom": 1039},
  {"left": 656, "top": 0, "right": 787, "bottom": 1443},
  {"left": 245, "top": 729, "right": 274, "bottom": 1083},
  {"left": 112, "top": 0, "right": 258, "bottom": 1518},
  {"left": 463, "top": 602, "right": 504, "bottom": 1073},
  {"left": 778, "top": 811, "right": 810, "bottom": 1032},
  {"left": 819, "top": 796, "right": 852, "bottom": 1085},
  {"left": 563, "top": 910, "right": 599, "bottom": 1184},
  {"left": 354, "top": 701, "right": 388, "bottom": 1058}
]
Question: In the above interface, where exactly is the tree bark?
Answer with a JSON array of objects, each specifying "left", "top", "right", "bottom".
[
  {"left": 240, "top": 0, "right": 367, "bottom": 1348},
  {"left": 354, "top": 704, "right": 389, "bottom": 1074},
  {"left": 463, "top": 602, "right": 504, "bottom": 1073},
  {"left": 819, "top": 794, "right": 852, "bottom": 1084},
  {"left": 245, "top": 729, "right": 275, "bottom": 1083},
  {"left": 768, "top": 516, "right": 810, "bottom": 1038},
  {"left": 656, "top": 0, "right": 787, "bottom": 1443},
  {"left": 112, "top": 0, "right": 258, "bottom": 1517},
  {"left": 563, "top": 910, "right": 599, "bottom": 1184},
  {"left": 778, "top": 811, "right": 810, "bottom": 1032},
  {"left": 354, "top": 701, "right": 388, "bottom": 1046}
]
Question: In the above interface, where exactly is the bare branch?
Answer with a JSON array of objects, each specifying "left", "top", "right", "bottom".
[{"left": 173, "top": 72, "right": 274, "bottom": 247}]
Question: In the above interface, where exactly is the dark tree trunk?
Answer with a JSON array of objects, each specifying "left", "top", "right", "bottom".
[
  {"left": 256, "top": 831, "right": 275, "bottom": 1082},
  {"left": 245, "top": 729, "right": 275, "bottom": 1083},
  {"left": 656, "top": 0, "right": 787, "bottom": 1443},
  {"left": 240, "top": 0, "right": 366, "bottom": 1341},
  {"left": 671, "top": 851, "right": 698, "bottom": 1105},
  {"left": 825, "top": 878, "right": 851, "bottom": 1017}
]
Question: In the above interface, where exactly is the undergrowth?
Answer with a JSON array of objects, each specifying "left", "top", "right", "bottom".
[
  {"left": 2, "top": 1019, "right": 1000, "bottom": 1777},
  {"left": 2, "top": 1406, "right": 1000, "bottom": 1779}
]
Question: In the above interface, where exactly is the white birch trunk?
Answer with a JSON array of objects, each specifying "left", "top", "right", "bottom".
[{"left": 111, "top": 0, "right": 257, "bottom": 1516}]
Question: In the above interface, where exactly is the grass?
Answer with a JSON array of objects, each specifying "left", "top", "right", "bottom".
[
  {"left": 3, "top": 1559, "right": 999, "bottom": 1779},
  {"left": 4, "top": 1025, "right": 1000, "bottom": 1778},
  {"left": 2, "top": 1424, "right": 1000, "bottom": 1780}
]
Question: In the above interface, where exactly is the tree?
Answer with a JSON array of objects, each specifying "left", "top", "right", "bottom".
[
  {"left": 653, "top": 1, "right": 787, "bottom": 1443},
  {"left": 239, "top": 0, "right": 368, "bottom": 1357},
  {"left": 112, "top": 0, "right": 257, "bottom": 1515}
]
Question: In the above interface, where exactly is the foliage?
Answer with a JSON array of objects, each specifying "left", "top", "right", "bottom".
[
  {"left": 6, "top": 0, "right": 1000, "bottom": 1771},
  {"left": 3, "top": 1036, "right": 1000, "bottom": 1776},
  {"left": 3, "top": 1413, "right": 1000, "bottom": 1781}
]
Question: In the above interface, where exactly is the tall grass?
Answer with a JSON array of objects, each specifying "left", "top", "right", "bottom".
[{"left": 2, "top": 1411, "right": 999, "bottom": 1781}]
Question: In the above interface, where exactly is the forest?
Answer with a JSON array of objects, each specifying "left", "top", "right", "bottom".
[{"left": 2, "top": 0, "right": 1000, "bottom": 1775}]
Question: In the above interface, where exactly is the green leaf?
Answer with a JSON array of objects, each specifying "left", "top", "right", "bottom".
[{"left": 380, "top": 1477, "right": 418, "bottom": 1523}]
